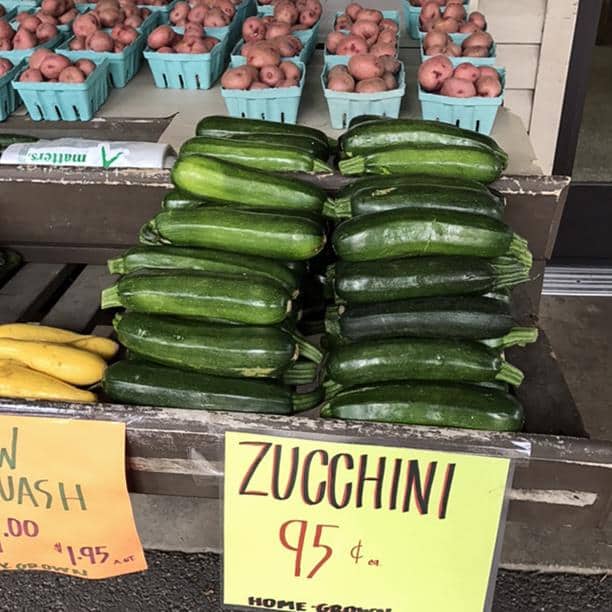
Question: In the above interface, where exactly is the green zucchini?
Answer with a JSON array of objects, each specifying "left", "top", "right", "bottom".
[
  {"left": 162, "top": 189, "right": 208, "bottom": 210},
  {"left": 332, "top": 209, "right": 532, "bottom": 265},
  {"left": 331, "top": 256, "right": 531, "bottom": 303},
  {"left": 338, "top": 145, "right": 504, "bottom": 184},
  {"left": 113, "top": 312, "right": 323, "bottom": 378},
  {"left": 325, "top": 183, "right": 505, "bottom": 220},
  {"left": 107, "top": 246, "right": 299, "bottom": 296},
  {"left": 141, "top": 208, "right": 326, "bottom": 261},
  {"left": 482, "top": 327, "right": 539, "bottom": 349},
  {"left": 0, "top": 134, "right": 38, "bottom": 151},
  {"left": 195, "top": 116, "right": 330, "bottom": 159},
  {"left": 179, "top": 137, "right": 332, "bottom": 174},
  {"left": 339, "top": 119, "right": 508, "bottom": 165},
  {"left": 347, "top": 115, "right": 385, "bottom": 129},
  {"left": 326, "top": 338, "right": 524, "bottom": 387},
  {"left": 0, "top": 248, "right": 21, "bottom": 284},
  {"left": 325, "top": 296, "right": 515, "bottom": 342},
  {"left": 171, "top": 155, "right": 327, "bottom": 214},
  {"left": 320, "top": 382, "right": 524, "bottom": 432},
  {"left": 103, "top": 360, "right": 322, "bottom": 414},
  {"left": 101, "top": 269, "right": 292, "bottom": 326}
]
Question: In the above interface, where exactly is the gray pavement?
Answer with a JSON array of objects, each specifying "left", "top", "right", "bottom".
[{"left": 0, "top": 552, "right": 610, "bottom": 611}]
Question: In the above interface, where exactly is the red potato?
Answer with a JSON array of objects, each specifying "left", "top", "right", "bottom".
[
  {"left": 59, "top": 9, "right": 79, "bottom": 24},
  {"left": 188, "top": 38, "right": 210, "bottom": 53},
  {"left": 250, "top": 81, "right": 269, "bottom": 89},
  {"left": 41, "top": 0, "right": 64, "bottom": 17},
  {"left": 19, "top": 67, "right": 44, "bottom": 82},
  {"left": 446, "top": 0, "right": 464, "bottom": 4},
  {"left": 279, "top": 60, "right": 300, "bottom": 81},
  {"left": 369, "top": 43, "right": 396, "bottom": 58},
  {"left": 278, "top": 78, "right": 299, "bottom": 88},
  {"left": 380, "top": 55, "right": 400, "bottom": 74},
  {"left": 37, "top": 14, "right": 58, "bottom": 25},
  {"left": 12, "top": 28, "right": 38, "bottom": 49},
  {"left": 242, "top": 16, "right": 266, "bottom": 42},
  {"left": 334, "top": 14, "right": 352, "bottom": 31},
  {"left": 299, "top": 9, "right": 318, "bottom": 28},
  {"left": 468, "top": 11, "right": 487, "bottom": 31},
  {"left": 112, "top": 25, "right": 138, "bottom": 46},
  {"left": 184, "top": 22, "right": 203, "bottom": 38},
  {"left": 476, "top": 75, "right": 502, "bottom": 97},
  {"left": 187, "top": 6, "right": 207, "bottom": 24},
  {"left": 157, "top": 46, "right": 174, "bottom": 53},
  {"left": 345, "top": 3, "right": 362, "bottom": 21},
  {"left": 418, "top": 55, "right": 453, "bottom": 91},
  {"left": 459, "top": 22, "right": 479, "bottom": 35},
  {"left": 96, "top": 8, "right": 121, "bottom": 27},
  {"left": 15, "top": 11, "right": 31, "bottom": 24},
  {"left": 0, "top": 58, "right": 13, "bottom": 76},
  {"left": 0, "top": 19, "right": 14, "bottom": 40},
  {"left": 0, "top": 6, "right": 4, "bottom": 18},
  {"left": 380, "top": 19, "right": 399, "bottom": 34},
  {"left": 265, "top": 21, "right": 291, "bottom": 38},
  {"left": 327, "top": 64, "right": 349, "bottom": 78},
  {"left": 355, "top": 9, "right": 382, "bottom": 23},
  {"left": 444, "top": 3, "right": 465, "bottom": 21},
  {"left": 87, "top": 30, "right": 114, "bottom": 51},
  {"left": 274, "top": 1, "right": 298, "bottom": 25},
  {"left": 39, "top": 53, "right": 70, "bottom": 79},
  {"left": 423, "top": 30, "right": 448, "bottom": 50},
  {"left": 463, "top": 46, "right": 489, "bottom": 58},
  {"left": 433, "top": 17, "right": 459, "bottom": 33},
  {"left": 216, "top": 0, "right": 236, "bottom": 19},
  {"left": 336, "top": 34, "right": 368, "bottom": 56},
  {"left": 425, "top": 45, "right": 446, "bottom": 56},
  {"left": 327, "top": 71, "right": 355, "bottom": 92},
  {"left": 326, "top": 31, "right": 344, "bottom": 53},
  {"left": 58, "top": 66, "right": 86, "bottom": 83},
  {"left": 36, "top": 23, "right": 58, "bottom": 42},
  {"left": 243, "top": 64, "right": 259, "bottom": 81},
  {"left": 124, "top": 15, "right": 143, "bottom": 28},
  {"left": 247, "top": 44, "right": 280, "bottom": 67},
  {"left": 0, "top": 40, "right": 11, "bottom": 51},
  {"left": 382, "top": 72, "right": 397, "bottom": 90},
  {"left": 259, "top": 64, "right": 282, "bottom": 86},
  {"left": 170, "top": 2, "right": 189, "bottom": 24},
  {"left": 204, "top": 8, "right": 228, "bottom": 27},
  {"left": 454, "top": 62, "right": 480, "bottom": 82},
  {"left": 351, "top": 19, "right": 378, "bottom": 45},
  {"left": 69, "top": 35, "right": 86, "bottom": 50},
  {"left": 147, "top": 25, "right": 174, "bottom": 49},
  {"left": 21, "top": 15, "right": 42, "bottom": 33},
  {"left": 440, "top": 77, "right": 477, "bottom": 98},
  {"left": 463, "top": 31, "right": 493, "bottom": 49},
  {"left": 73, "top": 13, "right": 99, "bottom": 38},
  {"left": 202, "top": 36, "right": 219, "bottom": 50},
  {"left": 221, "top": 66, "right": 253, "bottom": 89},
  {"left": 272, "top": 35, "right": 301, "bottom": 57},
  {"left": 377, "top": 29, "right": 396, "bottom": 46},
  {"left": 420, "top": 1, "right": 441, "bottom": 23},
  {"left": 447, "top": 43, "right": 461, "bottom": 56},
  {"left": 478, "top": 66, "right": 500, "bottom": 81},
  {"left": 348, "top": 54, "right": 383, "bottom": 80},
  {"left": 75, "top": 58, "right": 96, "bottom": 76},
  {"left": 355, "top": 77, "right": 386, "bottom": 93}
]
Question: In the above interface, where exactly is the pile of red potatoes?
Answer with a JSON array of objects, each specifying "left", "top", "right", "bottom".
[
  {"left": 146, "top": 24, "right": 221, "bottom": 53},
  {"left": 423, "top": 29, "right": 494, "bottom": 59},
  {"left": 248, "top": 0, "right": 322, "bottom": 30},
  {"left": 169, "top": 0, "right": 242, "bottom": 28},
  {"left": 0, "top": 13, "right": 58, "bottom": 50},
  {"left": 417, "top": 0, "right": 486, "bottom": 34},
  {"left": 17, "top": 48, "right": 97, "bottom": 82}
]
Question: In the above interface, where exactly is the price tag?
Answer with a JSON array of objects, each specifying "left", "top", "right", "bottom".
[
  {"left": 0, "top": 415, "right": 147, "bottom": 579},
  {"left": 223, "top": 432, "right": 512, "bottom": 612}
]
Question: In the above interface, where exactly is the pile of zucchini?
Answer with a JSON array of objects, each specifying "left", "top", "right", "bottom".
[
  {"left": 321, "top": 117, "right": 535, "bottom": 432},
  {"left": 100, "top": 117, "right": 333, "bottom": 415}
]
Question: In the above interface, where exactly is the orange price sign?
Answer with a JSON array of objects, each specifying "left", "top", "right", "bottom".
[{"left": 0, "top": 414, "right": 147, "bottom": 579}]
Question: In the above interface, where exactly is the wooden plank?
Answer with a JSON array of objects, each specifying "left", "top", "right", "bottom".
[
  {"left": 530, "top": 0, "right": 580, "bottom": 174},
  {"left": 481, "top": 0, "right": 546, "bottom": 44},
  {"left": 0, "top": 263, "right": 73, "bottom": 324},
  {"left": 504, "top": 90, "right": 534, "bottom": 132},
  {"left": 41, "top": 265, "right": 116, "bottom": 333},
  {"left": 496, "top": 45, "right": 539, "bottom": 89}
]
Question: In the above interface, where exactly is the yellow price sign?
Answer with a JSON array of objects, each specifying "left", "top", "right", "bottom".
[
  {"left": 224, "top": 432, "right": 511, "bottom": 612},
  {"left": 0, "top": 415, "right": 147, "bottom": 579}
]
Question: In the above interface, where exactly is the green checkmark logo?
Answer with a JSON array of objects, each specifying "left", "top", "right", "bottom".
[{"left": 101, "top": 146, "right": 124, "bottom": 168}]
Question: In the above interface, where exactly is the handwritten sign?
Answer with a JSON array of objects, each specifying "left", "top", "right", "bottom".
[
  {"left": 223, "top": 432, "right": 511, "bottom": 612},
  {"left": 0, "top": 415, "right": 147, "bottom": 579}
]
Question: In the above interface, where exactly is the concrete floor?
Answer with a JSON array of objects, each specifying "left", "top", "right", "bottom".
[{"left": 573, "top": 46, "right": 612, "bottom": 182}]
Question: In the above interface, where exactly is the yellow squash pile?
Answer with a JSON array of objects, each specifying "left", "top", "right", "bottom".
[{"left": 0, "top": 324, "right": 119, "bottom": 404}]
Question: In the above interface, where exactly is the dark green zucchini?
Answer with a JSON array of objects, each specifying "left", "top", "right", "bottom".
[
  {"left": 332, "top": 208, "right": 532, "bottom": 265},
  {"left": 162, "top": 189, "right": 208, "bottom": 210},
  {"left": 171, "top": 155, "right": 327, "bottom": 214},
  {"left": 347, "top": 115, "right": 385, "bottom": 129},
  {"left": 331, "top": 256, "right": 531, "bottom": 303},
  {"left": 325, "top": 338, "right": 524, "bottom": 387},
  {"left": 101, "top": 269, "right": 292, "bottom": 326},
  {"left": 338, "top": 145, "right": 505, "bottom": 184},
  {"left": 141, "top": 208, "right": 326, "bottom": 261},
  {"left": 179, "top": 137, "right": 332, "bottom": 174},
  {"left": 195, "top": 116, "right": 330, "bottom": 159},
  {"left": 0, "top": 134, "right": 38, "bottom": 151},
  {"left": 339, "top": 119, "right": 508, "bottom": 165},
  {"left": 107, "top": 246, "right": 299, "bottom": 296},
  {"left": 103, "top": 360, "right": 322, "bottom": 414},
  {"left": 113, "top": 312, "right": 323, "bottom": 378},
  {"left": 320, "top": 382, "right": 524, "bottom": 432},
  {"left": 0, "top": 248, "right": 21, "bottom": 284},
  {"left": 325, "top": 296, "right": 515, "bottom": 342}
]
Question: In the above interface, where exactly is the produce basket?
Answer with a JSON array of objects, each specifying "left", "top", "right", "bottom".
[
  {"left": 231, "top": 27, "right": 316, "bottom": 66},
  {"left": 12, "top": 57, "right": 109, "bottom": 120},
  {"left": 57, "top": 29, "right": 146, "bottom": 88},
  {"left": 0, "top": 58, "right": 21, "bottom": 121},
  {"left": 322, "top": 60, "right": 406, "bottom": 130},
  {"left": 419, "top": 33, "right": 497, "bottom": 67},
  {"left": 404, "top": 0, "right": 468, "bottom": 40},
  {"left": 0, "top": 28, "right": 62, "bottom": 63},
  {"left": 221, "top": 59, "right": 305, "bottom": 124},
  {"left": 0, "top": 6, "right": 17, "bottom": 20},
  {"left": 144, "top": 26, "right": 229, "bottom": 90},
  {"left": 228, "top": 0, "right": 256, "bottom": 48},
  {"left": 0, "top": 0, "right": 39, "bottom": 10},
  {"left": 418, "top": 68, "right": 505, "bottom": 135}
]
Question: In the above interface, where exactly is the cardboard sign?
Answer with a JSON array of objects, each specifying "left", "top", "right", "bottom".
[
  {"left": 0, "top": 415, "right": 147, "bottom": 579},
  {"left": 223, "top": 432, "right": 512, "bottom": 612}
]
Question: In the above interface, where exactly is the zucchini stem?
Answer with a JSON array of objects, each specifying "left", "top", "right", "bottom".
[
  {"left": 283, "top": 361, "right": 318, "bottom": 385},
  {"left": 324, "top": 306, "right": 342, "bottom": 338},
  {"left": 508, "top": 234, "right": 533, "bottom": 268},
  {"left": 312, "top": 158, "right": 333, "bottom": 174},
  {"left": 292, "top": 387, "right": 324, "bottom": 412},
  {"left": 100, "top": 285, "right": 121, "bottom": 309},
  {"left": 338, "top": 156, "right": 365, "bottom": 176},
  {"left": 496, "top": 361, "right": 525, "bottom": 387},
  {"left": 323, "top": 196, "right": 351, "bottom": 219},
  {"left": 291, "top": 332, "right": 323, "bottom": 364},
  {"left": 483, "top": 327, "right": 539, "bottom": 349},
  {"left": 323, "top": 380, "right": 343, "bottom": 399},
  {"left": 107, "top": 257, "right": 125, "bottom": 275}
]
